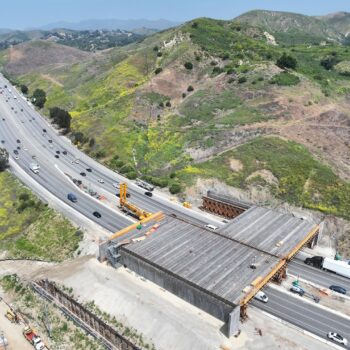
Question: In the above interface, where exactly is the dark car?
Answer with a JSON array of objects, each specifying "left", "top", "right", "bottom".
[
  {"left": 48, "top": 139, "right": 53, "bottom": 143},
  {"left": 43, "top": 128, "right": 47, "bottom": 133},
  {"left": 1, "top": 140, "right": 4, "bottom": 143},
  {"left": 13, "top": 150, "right": 18, "bottom": 155},
  {"left": 62, "top": 150, "right": 67, "bottom": 155},
  {"left": 329, "top": 285, "right": 347, "bottom": 295},
  {"left": 17, "top": 146, "right": 20, "bottom": 150},
  {"left": 86, "top": 168, "right": 92, "bottom": 172},
  {"left": 67, "top": 193, "right": 78, "bottom": 203},
  {"left": 55, "top": 155, "right": 59, "bottom": 158},
  {"left": 16, "top": 139, "right": 20, "bottom": 143},
  {"left": 290, "top": 285, "right": 305, "bottom": 296},
  {"left": 56, "top": 150, "right": 60, "bottom": 154},
  {"left": 144, "top": 191, "right": 153, "bottom": 197},
  {"left": 80, "top": 172, "right": 86, "bottom": 177},
  {"left": 116, "top": 193, "right": 130, "bottom": 198},
  {"left": 93, "top": 211, "right": 101, "bottom": 218}
]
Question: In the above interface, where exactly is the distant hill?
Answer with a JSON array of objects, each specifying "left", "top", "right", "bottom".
[
  {"left": 233, "top": 10, "right": 344, "bottom": 44},
  {"left": 318, "top": 12, "right": 350, "bottom": 37},
  {"left": 40, "top": 18, "right": 181, "bottom": 32}
]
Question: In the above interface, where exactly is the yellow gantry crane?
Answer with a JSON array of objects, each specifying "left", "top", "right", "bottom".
[{"left": 119, "top": 183, "right": 152, "bottom": 220}]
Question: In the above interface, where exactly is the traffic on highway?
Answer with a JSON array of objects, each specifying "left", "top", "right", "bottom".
[{"left": 1, "top": 74, "right": 350, "bottom": 348}]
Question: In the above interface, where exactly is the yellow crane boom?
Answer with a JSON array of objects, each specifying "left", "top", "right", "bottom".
[{"left": 119, "top": 183, "right": 152, "bottom": 220}]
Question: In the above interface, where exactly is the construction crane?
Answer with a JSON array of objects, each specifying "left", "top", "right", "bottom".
[{"left": 119, "top": 183, "right": 152, "bottom": 220}]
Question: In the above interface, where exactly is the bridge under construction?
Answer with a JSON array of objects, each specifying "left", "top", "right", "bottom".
[{"left": 99, "top": 193, "right": 320, "bottom": 337}]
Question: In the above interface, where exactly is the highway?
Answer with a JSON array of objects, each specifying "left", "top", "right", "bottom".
[
  {"left": 0, "top": 74, "right": 223, "bottom": 234},
  {"left": 253, "top": 286, "right": 350, "bottom": 348},
  {"left": 1, "top": 74, "right": 350, "bottom": 347},
  {"left": 289, "top": 258, "right": 350, "bottom": 291}
]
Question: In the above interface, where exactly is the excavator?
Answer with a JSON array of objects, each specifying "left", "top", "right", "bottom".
[{"left": 119, "top": 183, "right": 152, "bottom": 220}]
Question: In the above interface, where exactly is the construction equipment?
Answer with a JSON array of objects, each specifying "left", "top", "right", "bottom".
[
  {"left": 5, "top": 309, "right": 19, "bottom": 323},
  {"left": 183, "top": 201, "right": 192, "bottom": 209},
  {"left": 119, "top": 183, "right": 152, "bottom": 220}
]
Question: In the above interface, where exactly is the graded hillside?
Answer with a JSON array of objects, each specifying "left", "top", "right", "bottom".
[
  {"left": 1, "top": 16, "right": 350, "bottom": 220},
  {"left": 234, "top": 10, "right": 344, "bottom": 44},
  {"left": 2, "top": 40, "right": 92, "bottom": 75}
]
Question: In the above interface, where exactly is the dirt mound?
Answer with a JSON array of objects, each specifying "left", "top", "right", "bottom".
[{"left": 5, "top": 40, "right": 92, "bottom": 75}]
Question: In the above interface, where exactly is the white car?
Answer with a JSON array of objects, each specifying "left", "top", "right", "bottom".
[
  {"left": 23, "top": 147, "right": 28, "bottom": 151},
  {"left": 205, "top": 224, "right": 218, "bottom": 231},
  {"left": 327, "top": 332, "right": 348, "bottom": 345},
  {"left": 97, "top": 179, "right": 104, "bottom": 184},
  {"left": 112, "top": 182, "right": 120, "bottom": 189},
  {"left": 254, "top": 290, "right": 268, "bottom": 303},
  {"left": 14, "top": 156, "right": 19, "bottom": 160}
]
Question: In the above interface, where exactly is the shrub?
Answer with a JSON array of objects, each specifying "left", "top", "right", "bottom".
[
  {"left": 154, "top": 67, "right": 163, "bottom": 75},
  {"left": 153, "top": 46, "right": 159, "bottom": 52},
  {"left": 169, "top": 182, "right": 182, "bottom": 194},
  {"left": 126, "top": 171, "right": 137, "bottom": 180},
  {"left": 212, "top": 66, "right": 223, "bottom": 75},
  {"left": 228, "top": 77, "right": 235, "bottom": 84},
  {"left": 32, "top": 88, "right": 46, "bottom": 108},
  {"left": 20, "top": 85, "right": 28, "bottom": 94},
  {"left": 321, "top": 56, "right": 339, "bottom": 70},
  {"left": 187, "top": 85, "right": 194, "bottom": 92},
  {"left": 270, "top": 72, "right": 300, "bottom": 86},
  {"left": 119, "top": 164, "right": 135, "bottom": 174},
  {"left": 184, "top": 62, "right": 193, "bottom": 70},
  {"left": 182, "top": 93, "right": 187, "bottom": 98},
  {"left": 19, "top": 193, "right": 30, "bottom": 201},
  {"left": 276, "top": 53, "right": 297, "bottom": 70},
  {"left": 191, "top": 22, "right": 198, "bottom": 28},
  {"left": 238, "top": 76, "right": 247, "bottom": 84},
  {"left": 49, "top": 107, "right": 72, "bottom": 130},
  {"left": 159, "top": 102, "right": 164, "bottom": 108},
  {"left": 157, "top": 52, "right": 163, "bottom": 57},
  {"left": 166, "top": 101, "right": 171, "bottom": 107}
]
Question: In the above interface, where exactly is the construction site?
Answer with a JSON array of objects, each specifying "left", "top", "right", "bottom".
[{"left": 99, "top": 190, "right": 320, "bottom": 337}]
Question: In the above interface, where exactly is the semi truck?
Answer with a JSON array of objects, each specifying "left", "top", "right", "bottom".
[
  {"left": 29, "top": 162, "right": 40, "bottom": 174},
  {"left": 304, "top": 256, "right": 350, "bottom": 278}
]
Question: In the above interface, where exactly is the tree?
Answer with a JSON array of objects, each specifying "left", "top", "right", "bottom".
[
  {"left": 0, "top": 148, "right": 9, "bottom": 171},
  {"left": 169, "top": 182, "right": 182, "bottom": 194},
  {"left": 20, "top": 84, "right": 28, "bottom": 94},
  {"left": 184, "top": 62, "right": 193, "bottom": 70},
  {"left": 276, "top": 53, "right": 297, "bottom": 70},
  {"left": 187, "top": 85, "right": 194, "bottom": 92},
  {"left": 49, "top": 107, "right": 72, "bottom": 130},
  {"left": 154, "top": 67, "right": 163, "bottom": 75},
  {"left": 32, "top": 88, "right": 46, "bottom": 108}
]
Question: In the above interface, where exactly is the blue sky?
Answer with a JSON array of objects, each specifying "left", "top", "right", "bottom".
[{"left": 1, "top": 0, "right": 350, "bottom": 29}]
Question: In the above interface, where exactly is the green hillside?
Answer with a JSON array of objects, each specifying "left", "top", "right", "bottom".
[{"left": 1, "top": 15, "right": 350, "bottom": 219}]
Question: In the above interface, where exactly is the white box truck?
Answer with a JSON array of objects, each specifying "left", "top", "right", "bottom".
[{"left": 322, "top": 258, "right": 350, "bottom": 279}]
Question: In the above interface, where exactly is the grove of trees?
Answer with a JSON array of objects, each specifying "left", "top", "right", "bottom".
[
  {"left": 32, "top": 89, "right": 46, "bottom": 108},
  {"left": 276, "top": 53, "right": 297, "bottom": 70},
  {"left": 49, "top": 107, "right": 72, "bottom": 131}
]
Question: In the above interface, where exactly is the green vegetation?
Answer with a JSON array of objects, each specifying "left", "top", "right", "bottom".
[
  {"left": 0, "top": 172, "right": 81, "bottom": 261},
  {"left": 0, "top": 148, "right": 9, "bottom": 171},
  {"left": 270, "top": 72, "right": 300, "bottom": 86},
  {"left": 276, "top": 53, "right": 297, "bottom": 69},
  {"left": 177, "top": 137, "right": 350, "bottom": 219},
  {"left": 1, "top": 275, "right": 104, "bottom": 350},
  {"left": 49, "top": 106, "right": 72, "bottom": 131},
  {"left": 32, "top": 88, "right": 46, "bottom": 108}
]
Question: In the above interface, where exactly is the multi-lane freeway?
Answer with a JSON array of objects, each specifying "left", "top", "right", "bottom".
[
  {"left": 253, "top": 286, "right": 350, "bottom": 348},
  {"left": 1, "top": 74, "right": 350, "bottom": 347}
]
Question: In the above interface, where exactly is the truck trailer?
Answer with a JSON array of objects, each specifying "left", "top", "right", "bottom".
[{"left": 304, "top": 256, "right": 350, "bottom": 278}]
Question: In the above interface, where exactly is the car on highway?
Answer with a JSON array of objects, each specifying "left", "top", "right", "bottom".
[
  {"left": 17, "top": 146, "right": 20, "bottom": 150},
  {"left": 290, "top": 285, "right": 305, "bottom": 296},
  {"left": 327, "top": 332, "right": 348, "bottom": 345},
  {"left": 112, "top": 182, "right": 120, "bottom": 189},
  {"left": 86, "top": 168, "right": 92, "bottom": 172},
  {"left": 97, "top": 178, "right": 104, "bottom": 184},
  {"left": 144, "top": 191, "right": 153, "bottom": 197},
  {"left": 62, "top": 150, "right": 67, "bottom": 155},
  {"left": 80, "top": 172, "right": 86, "bottom": 177},
  {"left": 1, "top": 140, "right": 4, "bottom": 144},
  {"left": 56, "top": 151, "right": 60, "bottom": 154},
  {"left": 116, "top": 192, "right": 130, "bottom": 198},
  {"left": 16, "top": 139, "right": 20, "bottom": 143},
  {"left": 13, "top": 150, "right": 18, "bottom": 155},
  {"left": 14, "top": 156, "right": 19, "bottom": 160},
  {"left": 48, "top": 139, "right": 53, "bottom": 143},
  {"left": 329, "top": 285, "right": 347, "bottom": 295},
  {"left": 205, "top": 224, "right": 218, "bottom": 231},
  {"left": 67, "top": 193, "right": 78, "bottom": 203},
  {"left": 23, "top": 147, "right": 28, "bottom": 151},
  {"left": 42, "top": 128, "right": 46, "bottom": 133},
  {"left": 93, "top": 211, "right": 102, "bottom": 218},
  {"left": 254, "top": 291, "right": 268, "bottom": 303},
  {"left": 55, "top": 155, "right": 59, "bottom": 158}
]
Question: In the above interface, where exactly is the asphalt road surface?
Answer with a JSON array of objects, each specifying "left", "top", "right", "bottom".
[
  {"left": 0, "top": 74, "right": 223, "bottom": 234},
  {"left": 253, "top": 286, "right": 350, "bottom": 348}
]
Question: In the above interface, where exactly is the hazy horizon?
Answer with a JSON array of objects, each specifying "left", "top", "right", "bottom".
[{"left": 1, "top": 0, "right": 349, "bottom": 30}]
